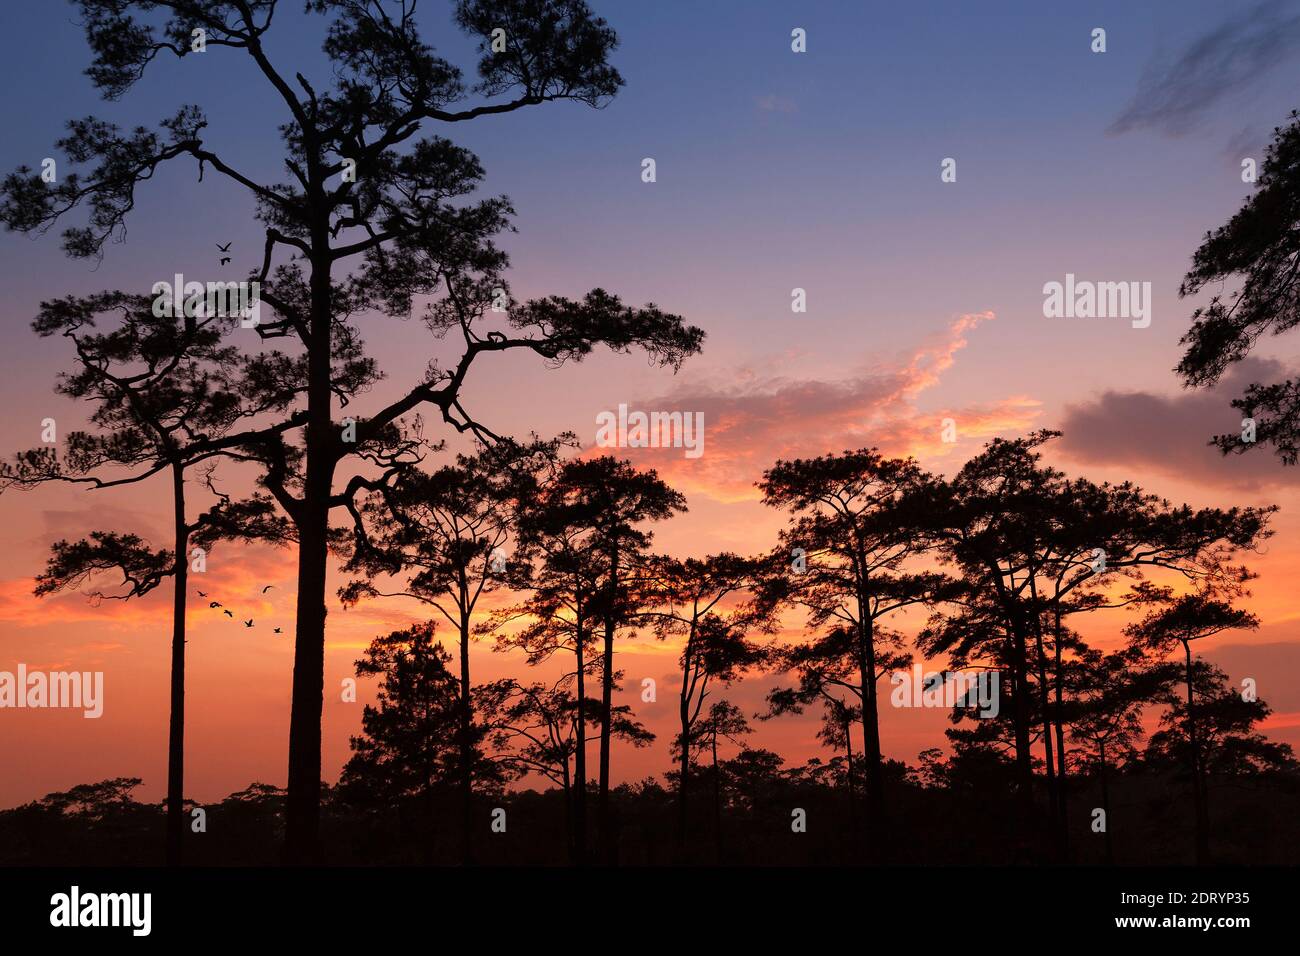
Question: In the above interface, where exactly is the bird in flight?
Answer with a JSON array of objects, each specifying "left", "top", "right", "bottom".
[
  {"left": 209, "top": 601, "right": 222, "bottom": 608},
  {"left": 197, "top": 590, "right": 207, "bottom": 597},
  {"left": 273, "top": 627, "right": 282, "bottom": 634},
  {"left": 243, "top": 619, "right": 254, "bottom": 628},
  {"left": 262, "top": 585, "right": 275, "bottom": 593},
  {"left": 217, "top": 242, "right": 232, "bottom": 266},
  {"left": 223, "top": 610, "right": 233, "bottom": 618}
]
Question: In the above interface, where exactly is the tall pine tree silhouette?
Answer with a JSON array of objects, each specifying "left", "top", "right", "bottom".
[
  {"left": 0, "top": 291, "right": 294, "bottom": 864},
  {"left": 0, "top": 0, "right": 703, "bottom": 861}
]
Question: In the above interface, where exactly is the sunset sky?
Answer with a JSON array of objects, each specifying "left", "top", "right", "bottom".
[{"left": 2, "top": 0, "right": 1299, "bottom": 810}]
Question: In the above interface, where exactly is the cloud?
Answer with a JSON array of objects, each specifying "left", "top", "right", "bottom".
[
  {"left": 0, "top": 540, "right": 299, "bottom": 633},
  {"left": 1222, "top": 125, "right": 1267, "bottom": 166},
  {"left": 22, "top": 503, "right": 169, "bottom": 552},
  {"left": 0, "top": 577, "right": 169, "bottom": 629},
  {"left": 1109, "top": 1, "right": 1300, "bottom": 136},
  {"left": 1206, "top": 638, "right": 1300, "bottom": 712},
  {"left": 1056, "top": 357, "right": 1296, "bottom": 489},
  {"left": 587, "top": 312, "right": 1041, "bottom": 501}
]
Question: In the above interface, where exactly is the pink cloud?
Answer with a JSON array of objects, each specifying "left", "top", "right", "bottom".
[{"left": 586, "top": 312, "right": 1041, "bottom": 500}]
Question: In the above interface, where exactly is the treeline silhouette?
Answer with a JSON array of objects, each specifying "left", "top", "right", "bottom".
[
  {"left": 3, "top": 738, "right": 1295, "bottom": 866},
  {"left": 3, "top": 432, "right": 1296, "bottom": 867},
  {"left": 3, "top": 0, "right": 1300, "bottom": 870}
]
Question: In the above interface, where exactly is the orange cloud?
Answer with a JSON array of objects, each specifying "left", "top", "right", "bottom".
[
  {"left": 0, "top": 577, "right": 169, "bottom": 630},
  {"left": 586, "top": 312, "right": 1040, "bottom": 500}
]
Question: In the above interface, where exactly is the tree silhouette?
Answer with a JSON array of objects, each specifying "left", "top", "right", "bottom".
[
  {"left": 1068, "top": 649, "right": 1162, "bottom": 863},
  {"left": 0, "top": 0, "right": 705, "bottom": 861},
  {"left": 0, "top": 291, "right": 296, "bottom": 864},
  {"left": 340, "top": 441, "right": 550, "bottom": 862},
  {"left": 917, "top": 587, "right": 1034, "bottom": 835},
  {"left": 340, "top": 620, "right": 502, "bottom": 861},
  {"left": 1144, "top": 663, "right": 1296, "bottom": 778},
  {"left": 487, "top": 455, "right": 626, "bottom": 862},
  {"left": 520, "top": 456, "right": 684, "bottom": 861},
  {"left": 641, "top": 553, "right": 769, "bottom": 853},
  {"left": 768, "top": 671, "right": 864, "bottom": 846},
  {"left": 478, "top": 676, "right": 651, "bottom": 857},
  {"left": 1126, "top": 586, "right": 1260, "bottom": 863},
  {"left": 813, "top": 696, "right": 863, "bottom": 837},
  {"left": 758, "top": 449, "right": 945, "bottom": 842},
  {"left": 916, "top": 430, "right": 1274, "bottom": 855},
  {"left": 690, "top": 699, "right": 751, "bottom": 862},
  {"left": 477, "top": 679, "right": 585, "bottom": 797},
  {"left": 1177, "top": 110, "right": 1300, "bottom": 465}
]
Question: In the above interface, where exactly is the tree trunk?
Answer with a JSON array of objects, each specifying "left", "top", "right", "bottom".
[
  {"left": 853, "top": 559, "right": 884, "bottom": 847},
  {"left": 989, "top": 574, "right": 1037, "bottom": 861},
  {"left": 572, "top": 606, "right": 588, "bottom": 865},
  {"left": 562, "top": 761, "right": 573, "bottom": 861},
  {"left": 842, "top": 709, "right": 858, "bottom": 855},
  {"left": 711, "top": 731, "right": 723, "bottom": 863},
  {"left": 1099, "top": 741, "right": 1114, "bottom": 865},
  {"left": 676, "top": 637, "right": 692, "bottom": 855},
  {"left": 858, "top": 624, "right": 883, "bottom": 807},
  {"left": 165, "top": 462, "right": 187, "bottom": 866},
  {"left": 1005, "top": 615, "right": 1039, "bottom": 861},
  {"left": 422, "top": 677, "right": 436, "bottom": 864},
  {"left": 1183, "top": 640, "right": 1210, "bottom": 864},
  {"left": 1008, "top": 621, "right": 1034, "bottom": 800},
  {"left": 1053, "top": 610, "right": 1069, "bottom": 859},
  {"left": 283, "top": 246, "right": 334, "bottom": 865},
  {"left": 597, "top": 546, "right": 618, "bottom": 862},
  {"left": 1031, "top": 616, "right": 1059, "bottom": 856},
  {"left": 459, "top": 610, "right": 474, "bottom": 865}
]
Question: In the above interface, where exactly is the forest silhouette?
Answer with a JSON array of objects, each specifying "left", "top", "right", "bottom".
[
  {"left": 3, "top": 435, "right": 1297, "bottom": 867},
  {"left": 1, "top": 1, "right": 1298, "bottom": 869}
]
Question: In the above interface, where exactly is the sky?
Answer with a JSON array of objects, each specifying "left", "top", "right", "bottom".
[{"left": 1, "top": 0, "right": 1299, "bottom": 809}]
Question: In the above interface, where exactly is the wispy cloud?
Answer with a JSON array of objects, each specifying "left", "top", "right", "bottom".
[
  {"left": 1109, "top": 0, "right": 1300, "bottom": 136},
  {"left": 586, "top": 312, "right": 1041, "bottom": 501},
  {"left": 1222, "top": 125, "right": 1267, "bottom": 165}
]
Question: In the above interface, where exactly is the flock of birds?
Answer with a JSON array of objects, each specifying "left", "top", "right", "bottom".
[
  {"left": 197, "top": 585, "right": 284, "bottom": 634},
  {"left": 198, "top": 239, "right": 339, "bottom": 640},
  {"left": 201, "top": 241, "right": 279, "bottom": 635}
]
